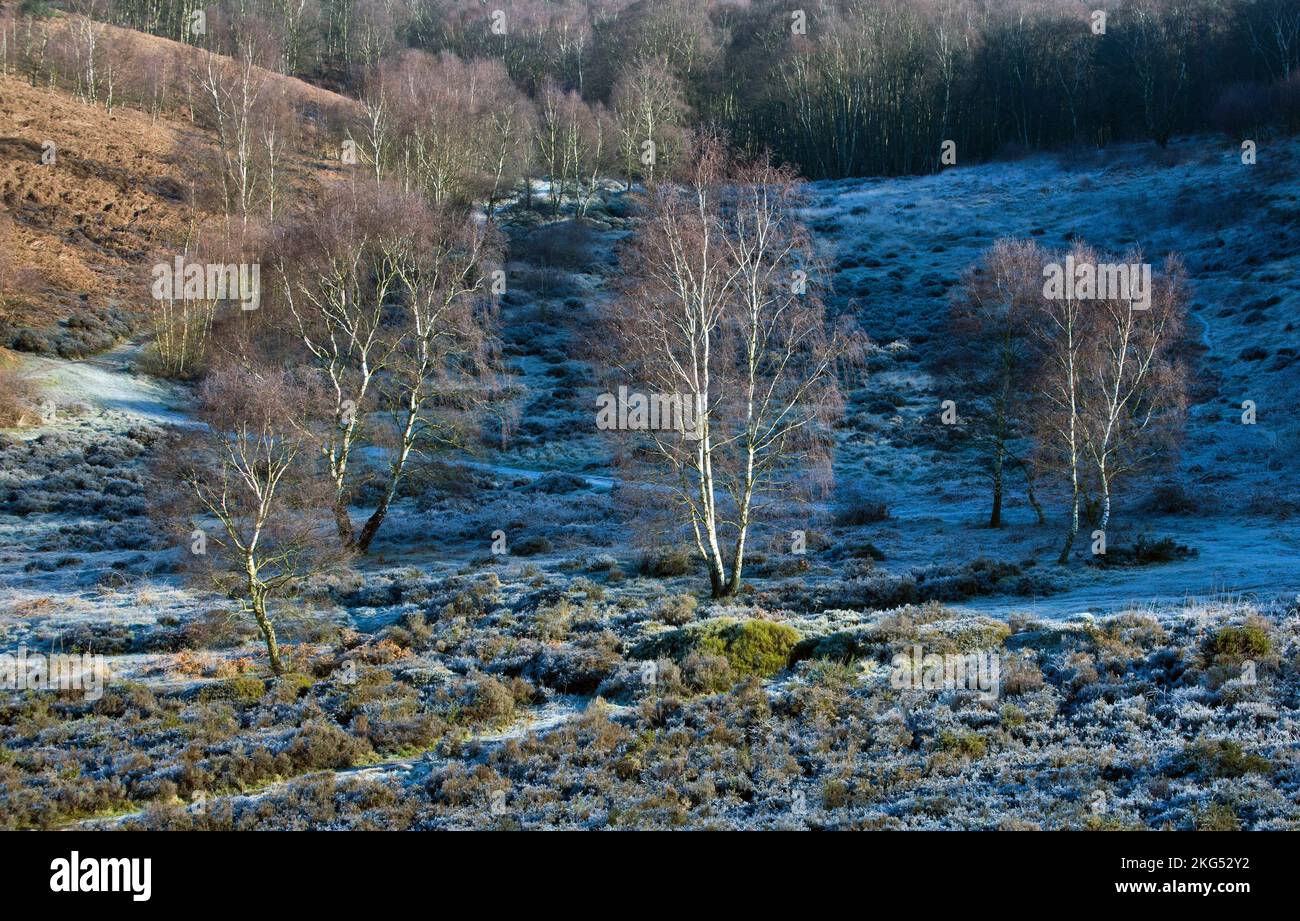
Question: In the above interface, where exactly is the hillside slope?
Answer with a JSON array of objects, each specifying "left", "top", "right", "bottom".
[
  {"left": 0, "top": 14, "right": 356, "bottom": 356},
  {"left": 0, "top": 71, "right": 199, "bottom": 355}
]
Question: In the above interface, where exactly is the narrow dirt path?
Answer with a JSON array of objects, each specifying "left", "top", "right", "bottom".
[{"left": 16, "top": 338, "right": 193, "bottom": 430}]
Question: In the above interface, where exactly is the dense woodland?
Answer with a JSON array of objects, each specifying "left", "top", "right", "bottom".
[{"left": 5, "top": 0, "right": 1300, "bottom": 182}]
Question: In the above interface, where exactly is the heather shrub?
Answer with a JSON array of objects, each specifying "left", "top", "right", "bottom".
[
  {"left": 639, "top": 548, "right": 694, "bottom": 578},
  {"left": 1195, "top": 802, "right": 1242, "bottom": 831},
  {"left": 834, "top": 485, "right": 890, "bottom": 525},
  {"left": 271, "top": 672, "right": 316, "bottom": 703},
  {"left": 681, "top": 652, "right": 734, "bottom": 693},
  {"left": 1091, "top": 536, "right": 1196, "bottom": 567},
  {"left": 513, "top": 535, "right": 554, "bottom": 556},
  {"left": 937, "top": 730, "right": 987, "bottom": 759},
  {"left": 1178, "top": 739, "right": 1271, "bottom": 779},
  {"left": 1000, "top": 653, "right": 1045, "bottom": 696},
  {"left": 462, "top": 675, "right": 517, "bottom": 726},
  {"left": 655, "top": 593, "right": 698, "bottom": 626},
  {"left": 527, "top": 472, "right": 588, "bottom": 494}
]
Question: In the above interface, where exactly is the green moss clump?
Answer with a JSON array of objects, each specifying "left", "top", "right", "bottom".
[
  {"left": 198, "top": 675, "right": 266, "bottom": 705},
  {"left": 1205, "top": 623, "right": 1271, "bottom": 664},
  {"left": 635, "top": 618, "right": 801, "bottom": 678}
]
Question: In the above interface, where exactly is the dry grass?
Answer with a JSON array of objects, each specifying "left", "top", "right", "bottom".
[
  {"left": 0, "top": 15, "right": 354, "bottom": 354},
  {"left": 0, "top": 71, "right": 196, "bottom": 342},
  {"left": 5, "top": 596, "right": 55, "bottom": 618},
  {"left": 0, "top": 360, "right": 36, "bottom": 426}
]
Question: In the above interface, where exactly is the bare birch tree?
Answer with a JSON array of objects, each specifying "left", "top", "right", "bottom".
[
  {"left": 191, "top": 36, "right": 271, "bottom": 232},
  {"left": 1032, "top": 242, "right": 1090, "bottom": 564},
  {"left": 607, "top": 135, "right": 864, "bottom": 597},
  {"left": 611, "top": 55, "right": 686, "bottom": 188},
  {"left": 1031, "top": 241, "right": 1188, "bottom": 562},
  {"left": 354, "top": 206, "right": 499, "bottom": 551},
  {"left": 274, "top": 182, "right": 497, "bottom": 553},
  {"left": 176, "top": 365, "right": 334, "bottom": 676},
  {"left": 952, "top": 238, "right": 1046, "bottom": 527},
  {"left": 1080, "top": 251, "right": 1188, "bottom": 534},
  {"left": 274, "top": 182, "right": 405, "bottom": 548}
]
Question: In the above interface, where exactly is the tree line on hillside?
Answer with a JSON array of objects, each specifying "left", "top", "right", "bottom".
[{"left": 23, "top": 0, "right": 1300, "bottom": 180}]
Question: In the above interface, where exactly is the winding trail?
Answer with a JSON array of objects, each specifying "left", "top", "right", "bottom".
[{"left": 17, "top": 338, "right": 194, "bottom": 430}]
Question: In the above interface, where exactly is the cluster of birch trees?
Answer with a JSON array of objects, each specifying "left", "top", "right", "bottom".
[
  {"left": 165, "top": 176, "right": 498, "bottom": 674},
  {"left": 952, "top": 239, "right": 1189, "bottom": 564}
]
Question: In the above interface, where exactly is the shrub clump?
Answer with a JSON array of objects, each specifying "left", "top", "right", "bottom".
[
  {"left": 639, "top": 548, "right": 694, "bottom": 578},
  {"left": 937, "top": 729, "right": 987, "bottom": 759},
  {"left": 527, "top": 472, "right": 589, "bottom": 494},
  {"left": 681, "top": 653, "right": 735, "bottom": 693},
  {"left": 1195, "top": 801, "right": 1242, "bottom": 831},
  {"left": 512, "top": 535, "right": 554, "bottom": 556},
  {"left": 461, "top": 675, "right": 518, "bottom": 726},
  {"left": 1090, "top": 535, "right": 1197, "bottom": 567},
  {"left": 834, "top": 487, "right": 890, "bottom": 526},
  {"left": 635, "top": 618, "right": 801, "bottom": 678},
  {"left": 792, "top": 605, "right": 1010, "bottom": 664},
  {"left": 1178, "top": 739, "right": 1272, "bottom": 779},
  {"left": 1204, "top": 622, "right": 1272, "bottom": 664},
  {"left": 271, "top": 672, "right": 315, "bottom": 703},
  {"left": 198, "top": 675, "right": 266, "bottom": 705},
  {"left": 655, "top": 594, "right": 698, "bottom": 626}
]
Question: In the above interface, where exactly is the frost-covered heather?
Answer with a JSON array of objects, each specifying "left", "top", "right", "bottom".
[
  {"left": 92, "top": 596, "right": 1295, "bottom": 831},
  {"left": 3, "top": 518, "right": 1295, "bottom": 830}
]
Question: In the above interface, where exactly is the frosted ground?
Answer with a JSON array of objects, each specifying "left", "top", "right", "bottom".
[{"left": 0, "top": 136, "right": 1296, "bottom": 829}]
